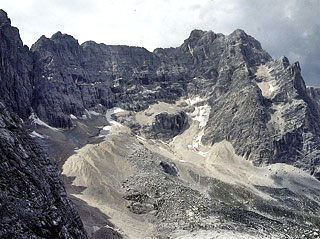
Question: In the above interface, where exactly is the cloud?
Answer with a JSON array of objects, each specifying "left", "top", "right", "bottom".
[{"left": 0, "top": 0, "right": 319, "bottom": 86}]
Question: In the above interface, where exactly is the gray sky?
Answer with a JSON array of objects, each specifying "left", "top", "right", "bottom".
[{"left": 1, "top": 0, "right": 319, "bottom": 86}]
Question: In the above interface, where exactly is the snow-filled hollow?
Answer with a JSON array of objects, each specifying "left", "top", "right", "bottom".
[
  {"left": 188, "top": 104, "right": 211, "bottom": 128},
  {"left": 255, "top": 65, "right": 278, "bottom": 98},
  {"left": 29, "top": 131, "right": 46, "bottom": 139},
  {"left": 98, "top": 107, "right": 125, "bottom": 137},
  {"left": 184, "top": 96, "right": 211, "bottom": 129},
  {"left": 29, "top": 113, "right": 60, "bottom": 131}
]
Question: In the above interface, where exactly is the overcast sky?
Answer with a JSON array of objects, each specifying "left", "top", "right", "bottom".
[{"left": 1, "top": 0, "right": 319, "bottom": 86}]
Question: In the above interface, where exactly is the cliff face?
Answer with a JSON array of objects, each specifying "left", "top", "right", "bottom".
[
  {"left": 29, "top": 29, "right": 272, "bottom": 129},
  {"left": 29, "top": 27, "right": 320, "bottom": 179},
  {"left": 0, "top": 10, "right": 87, "bottom": 239},
  {"left": 0, "top": 10, "right": 33, "bottom": 120}
]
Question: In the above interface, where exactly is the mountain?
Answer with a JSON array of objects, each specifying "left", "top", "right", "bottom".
[
  {"left": 1, "top": 9, "right": 320, "bottom": 239},
  {"left": 29, "top": 27, "right": 320, "bottom": 180}
]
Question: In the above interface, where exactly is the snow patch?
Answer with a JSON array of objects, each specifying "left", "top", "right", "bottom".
[
  {"left": 184, "top": 97, "right": 211, "bottom": 128},
  {"left": 185, "top": 96, "right": 204, "bottom": 106},
  {"left": 99, "top": 107, "right": 125, "bottom": 137},
  {"left": 30, "top": 131, "right": 46, "bottom": 139},
  {"left": 29, "top": 113, "right": 60, "bottom": 131},
  {"left": 188, "top": 105, "right": 211, "bottom": 128},
  {"left": 197, "top": 151, "right": 209, "bottom": 157},
  {"left": 257, "top": 81, "right": 277, "bottom": 98},
  {"left": 105, "top": 107, "right": 124, "bottom": 121},
  {"left": 81, "top": 109, "right": 103, "bottom": 120},
  {"left": 70, "top": 114, "right": 77, "bottom": 120},
  {"left": 192, "top": 135, "right": 202, "bottom": 149},
  {"left": 92, "top": 226, "right": 100, "bottom": 233},
  {"left": 88, "top": 110, "right": 101, "bottom": 116},
  {"left": 255, "top": 65, "right": 278, "bottom": 98}
]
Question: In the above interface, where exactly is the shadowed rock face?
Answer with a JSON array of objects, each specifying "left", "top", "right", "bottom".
[
  {"left": 29, "top": 28, "right": 271, "bottom": 129},
  {"left": 150, "top": 112, "right": 188, "bottom": 140},
  {"left": 0, "top": 10, "right": 33, "bottom": 120},
  {"left": 0, "top": 10, "right": 87, "bottom": 239},
  {"left": 0, "top": 101, "right": 88, "bottom": 238}
]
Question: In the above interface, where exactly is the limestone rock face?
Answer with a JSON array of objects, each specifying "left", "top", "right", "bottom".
[{"left": 29, "top": 29, "right": 271, "bottom": 127}]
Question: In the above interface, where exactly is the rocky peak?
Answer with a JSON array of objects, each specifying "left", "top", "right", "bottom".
[
  {"left": 278, "top": 56, "right": 290, "bottom": 69},
  {"left": 229, "top": 28, "right": 248, "bottom": 38},
  {"left": 32, "top": 31, "right": 82, "bottom": 62},
  {"left": 179, "top": 29, "right": 218, "bottom": 52},
  {"left": 0, "top": 9, "right": 10, "bottom": 26},
  {"left": 182, "top": 29, "right": 206, "bottom": 46},
  {"left": 51, "top": 31, "right": 80, "bottom": 47}
]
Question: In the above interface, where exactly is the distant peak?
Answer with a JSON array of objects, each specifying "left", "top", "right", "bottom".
[
  {"left": 51, "top": 31, "right": 63, "bottom": 39},
  {"left": 230, "top": 29, "right": 247, "bottom": 37},
  {"left": 81, "top": 40, "right": 98, "bottom": 47},
  {"left": 51, "top": 31, "right": 74, "bottom": 40},
  {"left": 277, "top": 56, "right": 290, "bottom": 68},
  {"left": 51, "top": 31, "right": 79, "bottom": 44},
  {"left": 0, "top": 9, "right": 10, "bottom": 25},
  {"left": 189, "top": 29, "right": 206, "bottom": 39}
]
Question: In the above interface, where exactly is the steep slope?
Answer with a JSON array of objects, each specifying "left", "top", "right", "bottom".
[{"left": 0, "top": 10, "right": 88, "bottom": 239}]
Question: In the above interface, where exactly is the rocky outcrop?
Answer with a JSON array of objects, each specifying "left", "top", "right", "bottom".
[
  {"left": 0, "top": 102, "right": 88, "bottom": 238},
  {"left": 201, "top": 56, "right": 320, "bottom": 178},
  {"left": 148, "top": 112, "right": 188, "bottom": 140}
]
